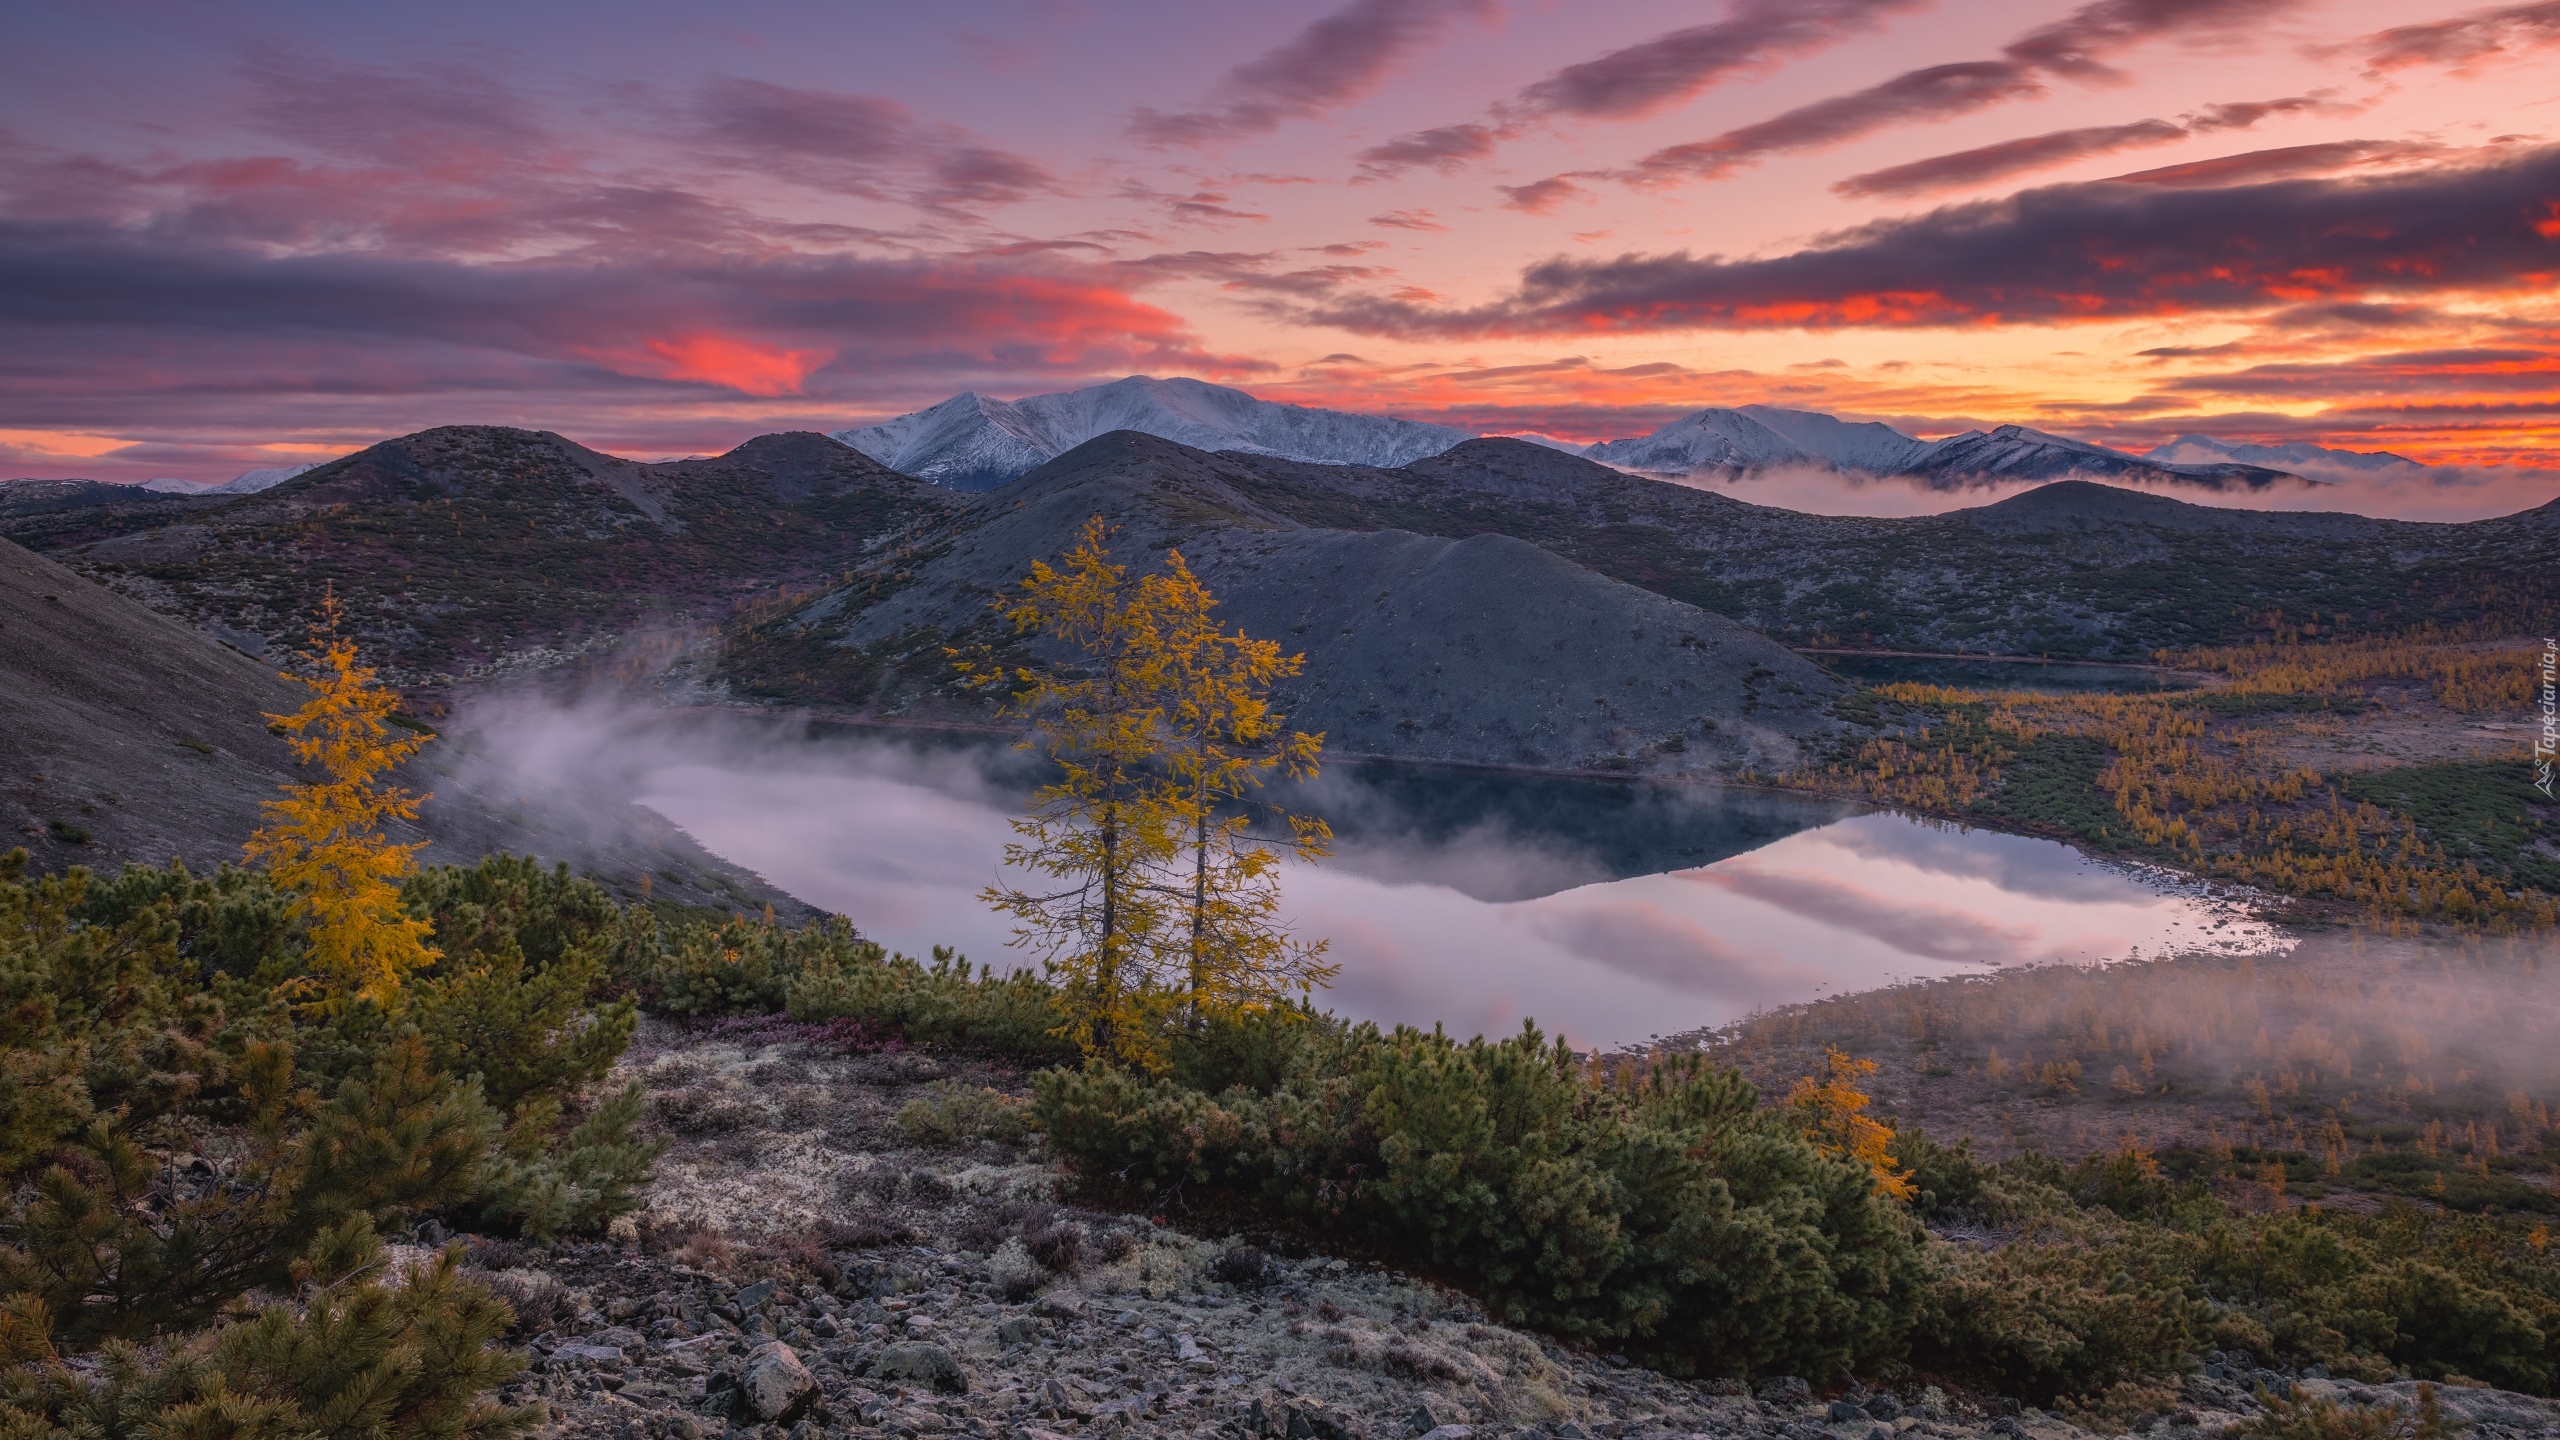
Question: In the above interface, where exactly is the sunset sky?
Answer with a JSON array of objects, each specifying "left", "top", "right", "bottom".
[{"left": 8, "top": 0, "right": 2560, "bottom": 487}]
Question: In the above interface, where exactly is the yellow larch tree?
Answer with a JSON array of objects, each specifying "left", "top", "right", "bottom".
[
  {"left": 1146, "top": 548, "right": 1335, "bottom": 1024},
  {"left": 243, "top": 589, "right": 440, "bottom": 1006},
  {"left": 1789, "top": 1047, "right": 1916, "bottom": 1200},
  {"left": 970, "top": 518, "right": 1185, "bottom": 1065}
]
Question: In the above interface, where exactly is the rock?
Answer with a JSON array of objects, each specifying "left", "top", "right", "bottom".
[
  {"left": 1757, "top": 1379, "right": 1811, "bottom": 1407},
  {"left": 1829, "top": 1401, "right": 1869, "bottom": 1423},
  {"left": 1418, "top": 1428, "right": 1474, "bottom": 1440},
  {"left": 1251, "top": 1398, "right": 1279, "bottom": 1435},
  {"left": 1865, "top": 1395, "right": 1901, "bottom": 1421},
  {"left": 1019, "top": 1430, "right": 1077, "bottom": 1440},
  {"left": 734, "top": 1279, "right": 777, "bottom": 1312},
  {"left": 871, "top": 1340, "right": 969, "bottom": 1395},
  {"left": 1175, "top": 1333, "right": 1205, "bottom": 1362},
  {"left": 1409, "top": 1400, "right": 1458, "bottom": 1434},
  {"left": 1032, "top": 1291, "right": 1087, "bottom": 1320},
  {"left": 740, "top": 1341, "right": 818, "bottom": 1423},
  {"left": 997, "top": 1315, "right": 1043, "bottom": 1346},
  {"left": 904, "top": 1312, "right": 938, "bottom": 1333},
  {"left": 552, "top": 1342, "right": 625, "bottom": 1368},
  {"left": 1553, "top": 1424, "right": 1591, "bottom": 1440}
]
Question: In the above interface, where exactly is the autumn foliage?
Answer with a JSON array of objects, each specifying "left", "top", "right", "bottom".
[
  {"left": 244, "top": 591, "right": 440, "bottom": 1003},
  {"left": 967, "top": 517, "right": 1332, "bottom": 1067},
  {"left": 1789, "top": 1047, "right": 1917, "bottom": 1200}
]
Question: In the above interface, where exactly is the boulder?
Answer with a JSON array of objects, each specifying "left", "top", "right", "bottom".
[
  {"left": 740, "top": 1341, "right": 818, "bottom": 1423},
  {"left": 871, "top": 1340, "right": 969, "bottom": 1394}
]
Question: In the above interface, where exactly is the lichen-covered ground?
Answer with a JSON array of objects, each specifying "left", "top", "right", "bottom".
[{"left": 453, "top": 1018, "right": 2560, "bottom": 1440}]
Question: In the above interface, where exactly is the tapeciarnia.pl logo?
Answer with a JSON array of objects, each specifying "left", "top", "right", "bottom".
[{"left": 2538, "top": 636, "right": 2557, "bottom": 799}]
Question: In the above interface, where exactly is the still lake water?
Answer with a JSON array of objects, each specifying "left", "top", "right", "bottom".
[{"left": 598, "top": 720, "right": 2286, "bottom": 1049}]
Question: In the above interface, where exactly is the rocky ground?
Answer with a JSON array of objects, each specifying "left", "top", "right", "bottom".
[{"left": 444, "top": 1018, "right": 2560, "bottom": 1440}]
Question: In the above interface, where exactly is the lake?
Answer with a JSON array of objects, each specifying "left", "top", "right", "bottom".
[{"left": 534, "top": 715, "right": 2288, "bottom": 1049}]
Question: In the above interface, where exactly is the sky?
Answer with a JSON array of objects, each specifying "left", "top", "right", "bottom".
[{"left": 7, "top": 0, "right": 2560, "bottom": 490}]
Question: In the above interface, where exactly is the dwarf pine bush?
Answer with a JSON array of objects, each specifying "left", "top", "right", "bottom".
[
  {"left": 0, "top": 848, "right": 662, "bottom": 1438},
  {"left": 1035, "top": 1015, "right": 1935, "bottom": 1380}
]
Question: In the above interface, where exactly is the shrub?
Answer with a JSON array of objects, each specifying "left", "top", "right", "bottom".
[
  {"left": 0, "top": 846, "right": 660, "bottom": 1435},
  {"left": 1035, "top": 1016, "right": 1935, "bottom": 1380},
  {"left": 897, "top": 1082, "right": 1033, "bottom": 1147}
]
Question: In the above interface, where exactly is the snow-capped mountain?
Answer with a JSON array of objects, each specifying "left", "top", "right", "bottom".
[
  {"left": 1582, "top": 409, "right": 2305, "bottom": 491},
  {"left": 2142, "top": 435, "right": 2422, "bottom": 479},
  {"left": 831, "top": 376, "right": 1474, "bottom": 489},
  {"left": 209, "top": 463, "right": 321, "bottom": 495},
  {"left": 1582, "top": 406, "right": 1932, "bottom": 475},
  {"left": 139, "top": 478, "right": 204, "bottom": 494}
]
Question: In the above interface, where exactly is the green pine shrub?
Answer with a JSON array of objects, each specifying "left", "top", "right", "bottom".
[
  {"left": 1034, "top": 1016, "right": 1936, "bottom": 1381},
  {"left": 1, "top": 847, "right": 664, "bottom": 1437}
]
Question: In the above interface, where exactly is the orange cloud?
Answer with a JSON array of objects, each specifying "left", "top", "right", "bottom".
[{"left": 632, "top": 334, "right": 833, "bottom": 396}]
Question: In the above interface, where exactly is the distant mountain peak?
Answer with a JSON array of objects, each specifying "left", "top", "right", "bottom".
[{"left": 830, "top": 375, "right": 1473, "bottom": 489}]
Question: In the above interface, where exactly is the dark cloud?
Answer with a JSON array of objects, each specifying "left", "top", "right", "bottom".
[
  {"left": 1498, "top": 176, "right": 1593, "bottom": 214},
  {"left": 1353, "top": 123, "right": 1502, "bottom": 180},
  {"left": 2362, "top": 0, "right": 2560, "bottom": 72},
  {"left": 1831, "top": 91, "right": 2336, "bottom": 199},
  {"left": 238, "top": 52, "right": 546, "bottom": 167},
  {"left": 1585, "top": 0, "right": 2300, "bottom": 191},
  {"left": 1620, "top": 62, "right": 2045, "bottom": 186},
  {"left": 2106, "top": 139, "right": 2438, "bottom": 187},
  {"left": 1127, "top": 0, "right": 1497, "bottom": 148},
  {"left": 1834, "top": 119, "right": 2185, "bottom": 199},
  {"left": 1515, "top": 0, "right": 1926, "bottom": 121},
  {"left": 1353, "top": 0, "right": 1920, "bottom": 181},
  {"left": 2159, "top": 347, "right": 2560, "bottom": 397},
  {"left": 2185, "top": 93, "right": 2336, "bottom": 129},
  {"left": 0, "top": 219, "right": 1245, "bottom": 440},
  {"left": 691, "top": 77, "right": 1053, "bottom": 210},
  {"left": 1298, "top": 147, "right": 2560, "bottom": 338},
  {"left": 2000, "top": 0, "right": 2297, "bottom": 82}
]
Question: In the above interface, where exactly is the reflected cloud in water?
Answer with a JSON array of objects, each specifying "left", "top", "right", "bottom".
[{"left": 595, "top": 722, "right": 2287, "bottom": 1049}]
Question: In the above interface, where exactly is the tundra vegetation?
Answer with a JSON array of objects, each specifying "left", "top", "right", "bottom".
[
  {"left": 1798, "top": 617, "right": 2558, "bottom": 930},
  {"left": 7, "top": 566, "right": 2559, "bottom": 1440}
]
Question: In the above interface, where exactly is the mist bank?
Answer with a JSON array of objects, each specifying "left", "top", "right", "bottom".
[
  {"left": 455, "top": 696, "right": 2287, "bottom": 1048},
  {"left": 1658, "top": 461, "right": 2560, "bottom": 523}
]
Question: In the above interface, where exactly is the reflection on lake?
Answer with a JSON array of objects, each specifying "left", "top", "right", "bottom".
[
  {"left": 1809, "top": 654, "right": 2202, "bottom": 695},
  {"left": 595, "top": 721, "right": 2286, "bottom": 1048}
]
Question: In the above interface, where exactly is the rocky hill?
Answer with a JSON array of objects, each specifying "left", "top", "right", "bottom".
[
  {"left": 726, "top": 432, "right": 1844, "bottom": 776},
  {"left": 1192, "top": 439, "right": 2560, "bottom": 657},
  {"left": 6, "top": 426, "right": 965, "bottom": 696},
  {"left": 0, "top": 536, "right": 800, "bottom": 913}
]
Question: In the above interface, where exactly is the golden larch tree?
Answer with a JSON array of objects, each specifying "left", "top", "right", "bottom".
[
  {"left": 244, "top": 590, "right": 439, "bottom": 1005},
  {"left": 1146, "top": 548, "right": 1335, "bottom": 1023},
  {"left": 970, "top": 518, "right": 1185, "bottom": 1064},
  {"left": 1789, "top": 1047, "right": 1916, "bottom": 1200}
]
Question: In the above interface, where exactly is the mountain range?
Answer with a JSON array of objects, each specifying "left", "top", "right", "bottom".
[
  {"left": 828, "top": 375, "right": 1474, "bottom": 489},
  {"left": 831, "top": 377, "right": 2411, "bottom": 493}
]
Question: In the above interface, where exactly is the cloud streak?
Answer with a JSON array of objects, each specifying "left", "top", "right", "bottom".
[
  {"left": 1128, "top": 0, "right": 1497, "bottom": 148},
  {"left": 1832, "top": 93, "right": 2336, "bottom": 198},
  {"left": 1301, "top": 147, "right": 2560, "bottom": 337},
  {"left": 1556, "top": 0, "right": 2301, "bottom": 193}
]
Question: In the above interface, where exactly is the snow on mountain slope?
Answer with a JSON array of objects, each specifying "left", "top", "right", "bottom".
[
  {"left": 2143, "top": 435, "right": 2419, "bottom": 479},
  {"left": 1734, "top": 405, "right": 1934, "bottom": 473},
  {"left": 1907, "top": 426, "right": 2302, "bottom": 489},
  {"left": 831, "top": 376, "right": 1474, "bottom": 489},
  {"left": 1582, "top": 406, "right": 1930, "bottom": 475},
  {"left": 209, "top": 463, "right": 321, "bottom": 495},
  {"left": 1580, "top": 408, "right": 1808, "bottom": 473}
]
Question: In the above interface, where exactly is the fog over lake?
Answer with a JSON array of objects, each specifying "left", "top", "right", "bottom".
[{"left": 474, "top": 705, "right": 2287, "bottom": 1048}]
